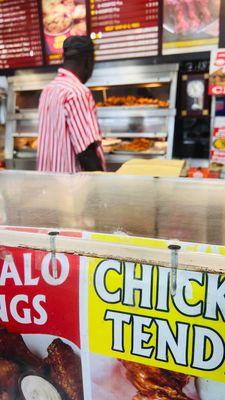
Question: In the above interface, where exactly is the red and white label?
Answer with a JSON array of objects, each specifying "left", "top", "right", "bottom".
[{"left": 0, "top": 246, "right": 80, "bottom": 346}]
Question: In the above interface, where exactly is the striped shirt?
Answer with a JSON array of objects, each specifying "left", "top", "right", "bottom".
[{"left": 37, "top": 68, "right": 105, "bottom": 173}]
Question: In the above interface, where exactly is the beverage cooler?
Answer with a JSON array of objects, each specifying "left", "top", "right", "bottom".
[
  {"left": 0, "top": 170, "right": 224, "bottom": 399},
  {"left": 4, "top": 60, "right": 178, "bottom": 171}
]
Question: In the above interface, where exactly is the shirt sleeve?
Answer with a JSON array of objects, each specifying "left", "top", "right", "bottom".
[{"left": 64, "top": 90, "right": 102, "bottom": 155}]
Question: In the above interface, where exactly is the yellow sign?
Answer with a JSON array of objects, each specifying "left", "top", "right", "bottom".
[{"left": 88, "top": 236, "right": 225, "bottom": 382}]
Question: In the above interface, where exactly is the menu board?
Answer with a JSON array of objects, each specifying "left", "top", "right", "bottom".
[
  {"left": 0, "top": 0, "right": 43, "bottom": 69},
  {"left": 42, "top": 0, "right": 87, "bottom": 65},
  {"left": 90, "top": 0, "right": 160, "bottom": 61},
  {"left": 163, "top": 0, "right": 221, "bottom": 55}
]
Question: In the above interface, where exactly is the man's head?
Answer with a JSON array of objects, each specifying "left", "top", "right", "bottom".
[{"left": 63, "top": 36, "right": 94, "bottom": 83}]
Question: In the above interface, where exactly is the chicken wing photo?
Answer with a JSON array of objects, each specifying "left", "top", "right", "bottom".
[
  {"left": 0, "top": 327, "right": 43, "bottom": 372},
  {"left": 46, "top": 338, "right": 83, "bottom": 400}
]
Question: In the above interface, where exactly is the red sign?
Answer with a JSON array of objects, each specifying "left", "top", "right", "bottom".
[
  {"left": 0, "top": 243, "right": 83, "bottom": 399},
  {"left": 0, "top": 246, "right": 80, "bottom": 346},
  {"left": 0, "top": 0, "right": 44, "bottom": 69},
  {"left": 42, "top": 0, "right": 87, "bottom": 65},
  {"left": 209, "top": 49, "right": 225, "bottom": 96},
  {"left": 90, "top": 0, "right": 160, "bottom": 61}
]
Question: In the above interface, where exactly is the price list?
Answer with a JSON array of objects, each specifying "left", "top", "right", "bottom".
[
  {"left": 90, "top": 0, "right": 160, "bottom": 61},
  {"left": 0, "top": 0, "right": 44, "bottom": 69}
]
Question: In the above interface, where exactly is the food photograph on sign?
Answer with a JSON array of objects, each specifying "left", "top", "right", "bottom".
[
  {"left": 90, "top": 354, "right": 200, "bottom": 400},
  {"left": 42, "top": 0, "right": 87, "bottom": 64},
  {"left": 209, "top": 49, "right": 225, "bottom": 95},
  {"left": 163, "top": 0, "right": 221, "bottom": 54},
  {"left": 0, "top": 329, "right": 83, "bottom": 400},
  {"left": 210, "top": 122, "right": 225, "bottom": 163},
  {"left": 91, "top": 355, "right": 225, "bottom": 400},
  {"left": 88, "top": 257, "right": 225, "bottom": 400}
]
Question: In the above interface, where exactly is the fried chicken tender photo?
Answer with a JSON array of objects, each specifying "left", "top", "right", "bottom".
[
  {"left": 133, "top": 393, "right": 187, "bottom": 400},
  {"left": 121, "top": 361, "right": 191, "bottom": 400},
  {"left": 0, "top": 327, "right": 43, "bottom": 372},
  {"left": 46, "top": 339, "right": 83, "bottom": 400}
]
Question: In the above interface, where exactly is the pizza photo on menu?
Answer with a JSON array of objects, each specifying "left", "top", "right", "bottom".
[
  {"left": 42, "top": 0, "right": 87, "bottom": 64},
  {"left": 0, "top": 326, "right": 83, "bottom": 400},
  {"left": 163, "top": 0, "right": 221, "bottom": 54}
]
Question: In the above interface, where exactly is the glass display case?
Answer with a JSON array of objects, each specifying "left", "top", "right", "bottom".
[
  {"left": 0, "top": 171, "right": 224, "bottom": 400},
  {"left": 0, "top": 170, "right": 224, "bottom": 244}
]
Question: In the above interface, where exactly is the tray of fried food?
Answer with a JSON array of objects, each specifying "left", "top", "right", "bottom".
[
  {"left": 96, "top": 96, "right": 169, "bottom": 108},
  {"left": 115, "top": 138, "right": 155, "bottom": 154},
  {"left": 102, "top": 138, "right": 122, "bottom": 153},
  {"left": 14, "top": 137, "right": 38, "bottom": 151}
]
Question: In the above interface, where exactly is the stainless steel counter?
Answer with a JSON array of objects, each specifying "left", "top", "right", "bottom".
[{"left": 0, "top": 171, "right": 224, "bottom": 246}]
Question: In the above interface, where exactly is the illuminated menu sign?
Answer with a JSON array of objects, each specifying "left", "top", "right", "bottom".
[
  {"left": 0, "top": 0, "right": 44, "bottom": 69},
  {"left": 90, "top": 0, "right": 160, "bottom": 61},
  {"left": 163, "top": 0, "right": 221, "bottom": 55}
]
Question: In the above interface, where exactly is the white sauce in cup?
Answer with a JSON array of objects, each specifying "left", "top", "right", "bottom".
[{"left": 21, "top": 376, "right": 62, "bottom": 400}]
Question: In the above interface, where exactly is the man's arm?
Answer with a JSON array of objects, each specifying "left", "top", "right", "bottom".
[
  {"left": 65, "top": 91, "right": 105, "bottom": 171},
  {"left": 77, "top": 142, "right": 103, "bottom": 171}
]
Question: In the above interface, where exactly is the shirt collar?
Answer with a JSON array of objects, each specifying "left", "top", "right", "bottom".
[{"left": 58, "top": 68, "right": 82, "bottom": 83}]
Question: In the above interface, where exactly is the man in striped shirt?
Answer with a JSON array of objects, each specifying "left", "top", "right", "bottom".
[{"left": 37, "top": 36, "right": 105, "bottom": 173}]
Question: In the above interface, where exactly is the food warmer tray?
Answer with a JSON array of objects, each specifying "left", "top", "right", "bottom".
[{"left": 113, "top": 150, "right": 166, "bottom": 156}]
